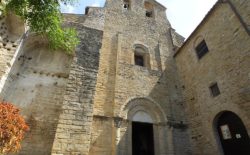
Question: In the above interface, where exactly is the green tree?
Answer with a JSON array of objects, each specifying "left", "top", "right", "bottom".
[{"left": 0, "top": 0, "right": 79, "bottom": 54}]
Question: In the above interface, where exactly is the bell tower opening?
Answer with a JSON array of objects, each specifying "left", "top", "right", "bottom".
[{"left": 144, "top": 1, "right": 154, "bottom": 18}]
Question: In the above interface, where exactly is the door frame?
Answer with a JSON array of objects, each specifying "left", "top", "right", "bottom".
[
  {"left": 132, "top": 121, "right": 155, "bottom": 155},
  {"left": 213, "top": 111, "right": 250, "bottom": 155}
]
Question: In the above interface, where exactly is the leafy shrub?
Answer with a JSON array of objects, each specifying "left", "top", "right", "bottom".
[{"left": 0, "top": 102, "right": 29, "bottom": 154}]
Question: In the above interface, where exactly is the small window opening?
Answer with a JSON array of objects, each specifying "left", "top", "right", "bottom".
[
  {"left": 195, "top": 40, "right": 209, "bottom": 59},
  {"left": 85, "top": 7, "right": 90, "bottom": 15},
  {"left": 124, "top": 4, "right": 129, "bottom": 9},
  {"left": 135, "top": 54, "right": 144, "bottom": 67},
  {"left": 146, "top": 11, "right": 153, "bottom": 17},
  {"left": 134, "top": 45, "right": 150, "bottom": 68},
  {"left": 123, "top": 0, "right": 130, "bottom": 10},
  {"left": 144, "top": 1, "right": 154, "bottom": 18},
  {"left": 210, "top": 83, "right": 220, "bottom": 97}
]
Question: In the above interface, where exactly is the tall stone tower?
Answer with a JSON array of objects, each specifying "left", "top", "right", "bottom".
[
  {"left": 0, "top": 0, "right": 190, "bottom": 155},
  {"left": 83, "top": 0, "right": 190, "bottom": 154}
]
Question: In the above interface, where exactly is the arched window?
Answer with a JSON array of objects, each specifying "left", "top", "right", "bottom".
[
  {"left": 134, "top": 45, "right": 150, "bottom": 68},
  {"left": 144, "top": 1, "right": 154, "bottom": 18}
]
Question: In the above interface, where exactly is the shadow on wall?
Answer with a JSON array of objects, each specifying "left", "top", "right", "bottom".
[
  {"left": 116, "top": 97, "right": 191, "bottom": 155},
  {"left": 89, "top": 116, "right": 113, "bottom": 155},
  {"left": 88, "top": 38, "right": 192, "bottom": 154}
]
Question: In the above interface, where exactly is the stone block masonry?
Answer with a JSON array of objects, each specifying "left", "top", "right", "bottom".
[
  {"left": 52, "top": 24, "right": 103, "bottom": 155},
  {"left": 174, "top": 1, "right": 250, "bottom": 154},
  {"left": 2, "top": 0, "right": 248, "bottom": 154},
  {"left": 0, "top": 0, "right": 192, "bottom": 154},
  {"left": 0, "top": 15, "right": 23, "bottom": 94},
  {"left": 0, "top": 13, "right": 103, "bottom": 154},
  {"left": 0, "top": 35, "right": 72, "bottom": 154}
]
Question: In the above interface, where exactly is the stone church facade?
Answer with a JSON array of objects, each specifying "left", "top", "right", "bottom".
[{"left": 0, "top": 0, "right": 249, "bottom": 155}]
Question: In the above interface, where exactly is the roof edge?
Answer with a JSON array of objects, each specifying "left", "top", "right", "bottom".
[
  {"left": 154, "top": 0, "right": 167, "bottom": 10},
  {"left": 174, "top": 0, "right": 220, "bottom": 57},
  {"left": 146, "top": 0, "right": 166, "bottom": 10}
]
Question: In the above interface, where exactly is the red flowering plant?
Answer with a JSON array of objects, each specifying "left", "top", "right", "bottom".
[{"left": 0, "top": 102, "right": 29, "bottom": 154}]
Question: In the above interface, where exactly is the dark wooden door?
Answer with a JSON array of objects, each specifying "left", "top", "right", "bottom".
[
  {"left": 132, "top": 122, "right": 154, "bottom": 155},
  {"left": 217, "top": 112, "right": 250, "bottom": 155}
]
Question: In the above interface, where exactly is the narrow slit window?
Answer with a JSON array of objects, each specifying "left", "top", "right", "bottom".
[
  {"left": 195, "top": 40, "right": 209, "bottom": 59},
  {"left": 210, "top": 83, "right": 220, "bottom": 97}
]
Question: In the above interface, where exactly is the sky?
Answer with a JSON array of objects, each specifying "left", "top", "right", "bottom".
[{"left": 61, "top": 0, "right": 217, "bottom": 38}]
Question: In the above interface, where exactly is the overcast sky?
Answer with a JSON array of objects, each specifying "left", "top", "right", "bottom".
[{"left": 61, "top": 0, "right": 217, "bottom": 38}]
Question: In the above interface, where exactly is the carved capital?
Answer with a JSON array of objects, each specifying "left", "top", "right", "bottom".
[{"left": 114, "top": 117, "right": 123, "bottom": 128}]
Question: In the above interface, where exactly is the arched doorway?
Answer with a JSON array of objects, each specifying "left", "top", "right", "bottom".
[
  {"left": 132, "top": 111, "right": 154, "bottom": 155},
  {"left": 118, "top": 98, "right": 169, "bottom": 155},
  {"left": 216, "top": 111, "right": 250, "bottom": 155}
]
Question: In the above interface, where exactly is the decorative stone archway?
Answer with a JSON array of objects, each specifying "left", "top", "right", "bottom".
[
  {"left": 120, "top": 97, "right": 166, "bottom": 123},
  {"left": 115, "top": 97, "right": 173, "bottom": 155},
  {"left": 132, "top": 111, "right": 153, "bottom": 123}
]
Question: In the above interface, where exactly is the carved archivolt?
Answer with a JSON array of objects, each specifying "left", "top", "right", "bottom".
[{"left": 120, "top": 97, "right": 167, "bottom": 124}]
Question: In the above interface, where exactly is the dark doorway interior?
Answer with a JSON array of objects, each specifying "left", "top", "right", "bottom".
[
  {"left": 216, "top": 111, "right": 250, "bottom": 155},
  {"left": 132, "top": 122, "right": 154, "bottom": 155}
]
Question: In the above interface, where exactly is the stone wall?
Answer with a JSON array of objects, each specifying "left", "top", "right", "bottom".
[
  {"left": 90, "top": 0, "right": 190, "bottom": 154},
  {"left": 84, "top": 7, "right": 105, "bottom": 31},
  {"left": 171, "top": 29, "right": 185, "bottom": 49},
  {"left": 63, "top": 7, "right": 105, "bottom": 31},
  {"left": 0, "top": 11, "right": 103, "bottom": 155},
  {"left": 0, "top": 14, "right": 24, "bottom": 94},
  {"left": 175, "top": 2, "right": 250, "bottom": 155},
  {"left": 0, "top": 0, "right": 193, "bottom": 154},
  {"left": 51, "top": 24, "right": 103, "bottom": 155},
  {"left": 229, "top": 0, "right": 250, "bottom": 32},
  {"left": 0, "top": 35, "right": 72, "bottom": 155}
]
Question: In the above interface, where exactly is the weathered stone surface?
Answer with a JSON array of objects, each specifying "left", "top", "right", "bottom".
[
  {"left": 175, "top": 1, "right": 250, "bottom": 155},
  {"left": 0, "top": 15, "right": 23, "bottom": 94},
  {"left": 0, "top": 1, "right": 190, "bottom": 154},
  {"left": 90, "top": 0, "right": 190, "bottom": 154},
  {"left": 0, "top": 35, "right": 72, "bottom": 155},
  {"left": 0, "top": 0, "right": 248, "bottom": 155},
  {"left": 229, "top": 0, "right": 250, "bottom": 32},
  {"left": 51, "top": 25, "right": 103, "bottom": 155}
]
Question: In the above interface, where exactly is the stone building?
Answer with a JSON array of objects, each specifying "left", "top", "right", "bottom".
[
  {"left": 0, "top": 0, "right": 249, "bottom": 155},
  {"left": 174, "top": 0, "right": 250, "bottom": 155}
]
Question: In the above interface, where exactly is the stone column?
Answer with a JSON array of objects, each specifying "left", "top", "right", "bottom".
[
  {"left": 114, "top": 117, "right": 123, "bottom": 155},
  {"left": 167, "top": 126, "right": 175, "bottom": 155}
]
